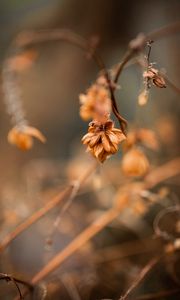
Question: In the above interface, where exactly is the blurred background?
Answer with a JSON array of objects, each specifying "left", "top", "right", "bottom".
[{"left": 0, "top": 0, "right": 180, "bottom": 299}]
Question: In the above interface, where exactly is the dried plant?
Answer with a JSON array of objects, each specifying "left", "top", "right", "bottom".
[{"left": 0, "top": 19, "right": 180, "bottom": 300}]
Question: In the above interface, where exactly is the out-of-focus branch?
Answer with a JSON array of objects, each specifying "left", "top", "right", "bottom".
[
  {"left": 13, "top": 156, "right": 180, "bottom": 300},
  {"left": 113, "top": 21, "right": 180, "bottom": 84},
  {"left": 0, "top": 160, "right": 97, "bottom": 253},
  {"left": 144, "top": 157, "right": 180, "bottom": 189},
  {"left": 0, "top": 187, "right": 72, "bottom": 253},
  {"left": 119, "top": 255, "right": 161, "bottom": 300}
]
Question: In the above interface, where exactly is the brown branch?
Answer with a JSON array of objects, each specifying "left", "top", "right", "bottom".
[
  {"left": 113, "top": 21, "right": 180, "bottom": 85},
  {"left": 146, "top": 21, "right": 180, "bottom": 41},
  {"left": 14, "top": 157, "right": 180, "bottom": 299},
  {"left": 31, "top": 208, "right": 119, "bottom": 284},
  {"left": 94, "top": 237, "right": 162, "bottom": 264},
  {"left": 144, "top": 157, "right": 180, "bottom": 189},
  {"left": 0, "top": 160, "right": 97, "bottom": 253},
  {"left": 12, "top": 28, "right": 127, "bottom": 134},
  {"left": 0, "top": 187, "right": 72, "bottom": 253},
  {"left": 163, "top": 74, "right": 180, "bottom": 94},
  {"left": 30, "top": 158, "right": 180, "bottom": 283}
]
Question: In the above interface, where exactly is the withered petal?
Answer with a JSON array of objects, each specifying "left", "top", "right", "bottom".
[
  {"left": 81, "top": 132, "right": 95, "bottom": 144},
  {"left": 22, "top": 126, "right": 46, "bottom": 143},
  {"left": 101, "top": 132, "right": 111, "bottom": 152},
  {"left": 94, "top": 143, "right": 104, "bottom": 158},
  {"left": 89, "top": 134, "right": 101, "bottom": 148},
  {"left": 112, "top": 129, "right": 126, "bottom": 143},
  {"left": 106, "top": 130, "right": 120, "bottom": 144}
]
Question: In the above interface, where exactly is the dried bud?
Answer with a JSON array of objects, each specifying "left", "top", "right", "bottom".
[
  {"left": 138, "top": 90, "right": 149, "bottom": 106},
  {"left": 143, "top": 67, "right": 166, "bottom": 88},
  {"left": 123, "top": 128, "right": 159, "bottom": 151},
  {"left": 82, "top": 119, "right": 126, "bottom": 163},
  {"left": 152, "top": 75, "right": 166, "bottom": 88},
  {"left": 79, "top": 81, "right": 111, "bottom": 122},
  {"left": 137, "top": 129, "right": 159, "bottom": 150},
  {"left": 8, "top": 125, "right": 46, "bottom": 150},
  {"left": 122, "top": 147, "right": 150, "bottom": 177}
]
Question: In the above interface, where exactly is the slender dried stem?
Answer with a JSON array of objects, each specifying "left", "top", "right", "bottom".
[
  {"left": 0, "top": 161, "right": 97, "bottom": 253},
  {"left": 113, "top": 21, "right": 180, "bottom": 85},
  {"left": 13, "top": 157, "right": 180, "bottom": 300},
  {"left": 144, "top": 157, "right": 180, "bottom": 189},
  {"left": 0, "top": 272, "right": 33, "bottom": 299},
  {"left": 119, "top": 255, "right": 161, "bottom": 300},
  {"left": 0, "top": 187, "right": 72, "bottom": 253},
  {"left": 31, "top": 208, "right": 119, "bottom": 284},
  {"left": 13, "top": 29, "right": 127, "bottom": 133},
  {"left": 32, "top": 160, "right": 180, "bottom": 284}
]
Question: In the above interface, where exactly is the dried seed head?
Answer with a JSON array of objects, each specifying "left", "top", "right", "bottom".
[
  {"left": 82, "top": 119, "right": 126, "bottom": 163},
  {"left": 123, "top": 128, "right": 159, "bottom": 151},
  {"left": 122, "top": 147, "right": 150, "bottom": 177},
  {"left": 137, "top": 128, "right": 159, "bottom": 150},
  {"left": 143, "top": 67, "right": 166, "bottom": 88},
  {"left": 79, "top": 79, "right": 111, "bottom": 122},
  {"left": 152, "top": 75, "right": 166, "bottom": 88},
  {"left": 138, "top": 89, "right": 149, "bottom": 106},
  {"left": 8, "top": 125, "right": 46, "bottom": 150}
]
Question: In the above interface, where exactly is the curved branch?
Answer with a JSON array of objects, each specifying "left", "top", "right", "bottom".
[
  {"left": 0, "top": 160, "right": 97, "bottom": 253},
  {"left": 113, "top": 21, "right": 180, "bottom": 85},
  {"left": 12, "top": 29, "right": 127, "bottom": 132}
]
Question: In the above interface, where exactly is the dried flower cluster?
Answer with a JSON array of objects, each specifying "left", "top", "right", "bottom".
[
  {"left": 143, "top": 67, "right": 166, "bottom": 88},
  {"left": 122, "top": 147, "right": 150, "bottom": 177},
  {"left": 80, "top": 77, "right": 126, "bottom": 162},
  {"left": 79, "top": 77, "right": 111, "bottom": 122},
  {"left": 8, "top": 125, "right": 46, "bottom": 150},
  {"left": 121, "top": 128, "right": 158, "bottom": 177},
  {"left": 138, "top": 67, "right": 166, "bottom": 106},
  {"left": 138, "top": 40, "right": 166, "bottom": 106},
  {"left": 82, "top": 120, "right": 126, "bottom": 163}
]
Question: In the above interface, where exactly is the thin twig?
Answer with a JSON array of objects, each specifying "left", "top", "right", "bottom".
[
  {"left": 94, "top": 237, "right": 162, "bottom": 264},
  {"left": 113, "top": 21, "right": 180, "bottom": 85},
  {"left": 14, "top": 157, "right": 180, "bottom": 299},
  {"left": 163, "top": 74, "right": 180, "bottom": 94},
  {"left": 153, "top": 205, "right": 180, "bottom": 241},
  {"left": 31, "top": 208, "right": 119, "bottom": 285},
  {"left": 133, "top": 288, "right": 180, "bottom": 300},
  {"left": 135, "top": 56, "right": 180, "bottom": 94},
  {"left": 0, "top": 160, "right": 97, "bottom": 253},
  {"left": 0, "top": 187, "right": 72, "bottom": 253},
  {"left": 13, "top": 29, "right": 127, "bottom": 133},
  {"left": 119, "top": 255, "right": 161, "bottom": 300},
  {"left": 144, "top": 157, "right": 180, "bottom": 189},
  {"left": 0, "top": 272, "right": 33, "bottom": 299}
]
